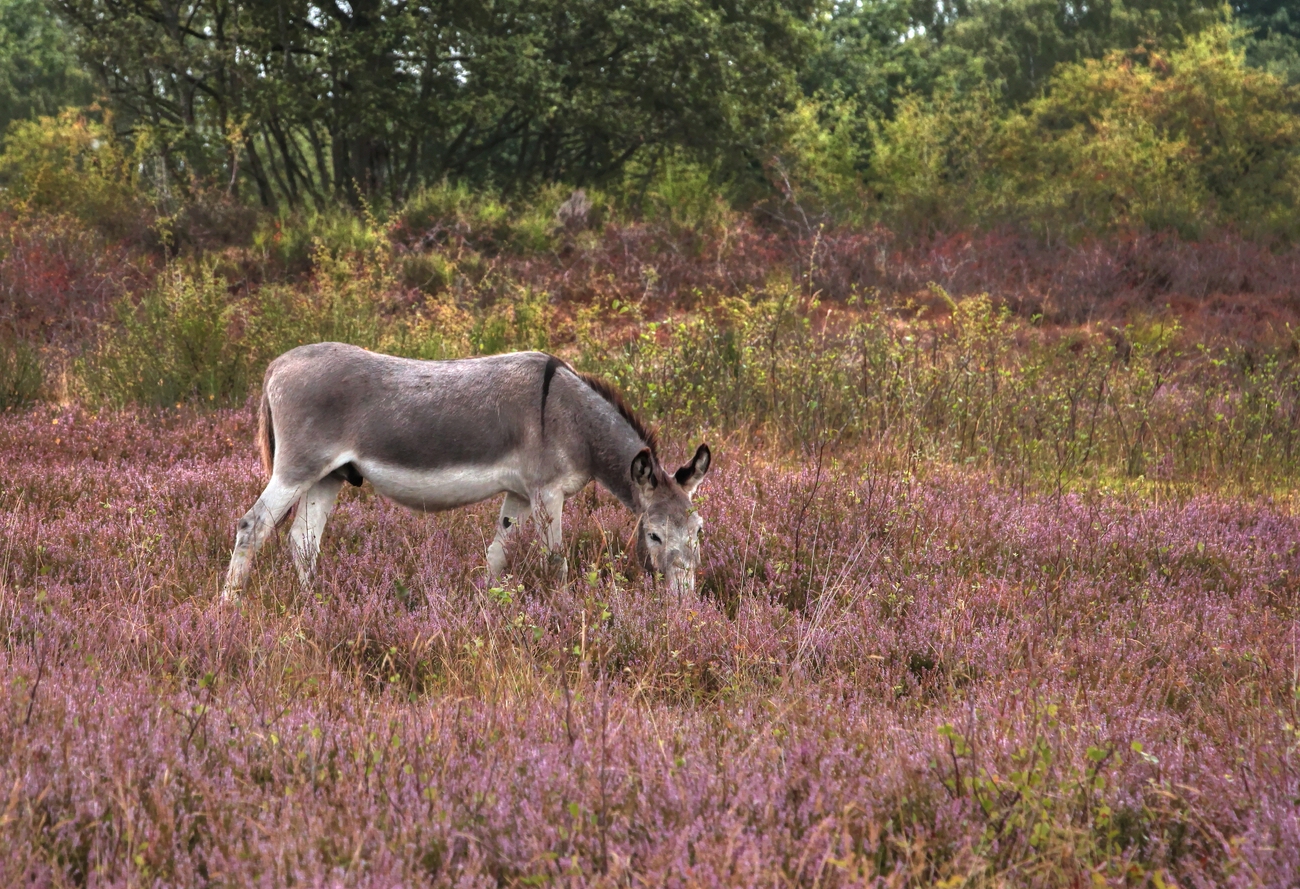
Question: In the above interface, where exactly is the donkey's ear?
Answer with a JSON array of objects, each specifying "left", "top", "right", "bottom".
[
  {"left": 674, "top": 443, "right": 711, "bottom": 498},
  {"left": 630, "top": 448, "right": 657, "bottom": 494}
]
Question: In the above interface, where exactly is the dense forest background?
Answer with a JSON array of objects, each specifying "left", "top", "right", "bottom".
[{"left": 1, "top": 0, "right": 1298, "bottom": 237}]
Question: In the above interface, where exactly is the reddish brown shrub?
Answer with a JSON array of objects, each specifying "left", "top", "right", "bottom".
[{"left": 0, "top": 213, "right": 152, "bottom": 342}]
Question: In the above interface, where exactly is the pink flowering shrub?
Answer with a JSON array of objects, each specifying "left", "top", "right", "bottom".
[{"left": 0, "top": 406, "right": 1295, "bottom": 885}]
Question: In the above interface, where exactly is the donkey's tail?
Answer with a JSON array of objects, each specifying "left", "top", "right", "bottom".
[{"left": 257, "top": 388, "right": 275, "bottom": 478}]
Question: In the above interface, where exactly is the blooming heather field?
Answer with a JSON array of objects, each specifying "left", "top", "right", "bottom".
[{"left": 1, "top": 403, "right": 1297, "bottom": 886}]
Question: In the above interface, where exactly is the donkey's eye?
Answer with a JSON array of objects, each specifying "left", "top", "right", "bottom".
[{"left": 648, "top": 533, "right": 662, "bottom": 545}]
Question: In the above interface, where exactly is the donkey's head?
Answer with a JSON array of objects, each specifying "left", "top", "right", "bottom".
[{"left": 630, "top": 444, "right": 711, "bottom": 594}]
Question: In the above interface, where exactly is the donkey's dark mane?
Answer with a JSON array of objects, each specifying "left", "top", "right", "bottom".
[
  {"left": 579, "top": 373, "right": 658, "bottom": 455},
  {"left": 572, "top": 367, "right": 659, "bottom": 457}
]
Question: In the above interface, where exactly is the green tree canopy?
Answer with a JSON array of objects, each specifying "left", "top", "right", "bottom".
[
  {"left": 54, "top": 0, "right": 815, "bottom": 208},
  {"left": 808, "top": 0, "right": 1224, "bottom": 111},
  {"left": 945, "top": 0, "right": 1223, "bottom": 104},
  {"left": 870, "top": 24, "right": 1300, "bottom": 240},
  {"left": 1235, "top": 0, "right": 1300, "bottom": 84},
  {"left": 0, "top": 0, "right": 94, "bottom": 137}
]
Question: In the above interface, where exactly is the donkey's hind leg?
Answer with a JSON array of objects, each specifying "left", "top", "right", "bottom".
[
  {"left": 486, "top": 492, "right": 530, "bottom": 580},
  {"left": 222, "top": 475, "right": 311, "bottom": 599},
  {"left": 289, "top": 475, "right": 345, "bottom": 587}
]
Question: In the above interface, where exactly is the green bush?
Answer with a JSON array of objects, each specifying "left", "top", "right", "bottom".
[
  {"left": 396, "top": 181, "right": 568, "bottom": 254},
  {"left": 382, "top": 298, "right": 473, "bottom": 361},
  {"left": 82, "top": 264, "right": 248, "bottom": 407},
  {"left": 1005, "top": 24, "right": 1300, "bottom": 240},
  {"left": 54, "top": 251, "right": 1300, "bottom": 490},
  {"left": 766, "top": 98, "right": 872, "bottom": 228},
  {"left": 399, "top": 250, "right": 457, "bottom": 296},
  {"left": 246, "top": 246, "right": 393, "bottom": 360},
  {"left": 868, "top": 87, "right": 1005, "bottom": 235},
  {"left": 80, "top": 245, "right": 476, "bottom": 406},
  {"left": 575, "top": 284, "right": 1300, "bottom": 489},
  {"left": 627, "top": 153, "right": 734, "bottom": 237},
  {"left": 252, "top": 206, "right": 391, "bottom": 274},
  {"left": 0, "top": 336, "right": 41, "bottom": 409},
  {"left": 470, "top": 287, "right": 552, "bottom": 355}
]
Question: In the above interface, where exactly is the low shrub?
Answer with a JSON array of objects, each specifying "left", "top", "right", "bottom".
[
  {"left": 245, "top": 245, "right": 394, "bottom": 359},
  {"left": 79, "top": 246, "right": 477, "bottom": 406},
  {"left": 81, "top": 264, "right": 248, "bottom": 407},
  {"left": 578, "top": 285, "right": 1300, "bottom": 489},
  {"left": 251, "top": 203, "right": 393, "bottom": 277},
  {"left": 0, "top": 335, "right": 41, "bottom": 408},
  {"left": 470, "top": 285, "right": 552, "bottom": 355},
  {"left": 393, "top": 180, "right": 575, "bottom": 256}
]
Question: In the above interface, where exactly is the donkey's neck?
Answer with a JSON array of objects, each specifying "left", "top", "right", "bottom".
[
  {"left": 580, "top": 397, "right": 653, "bottom": 512},
  {"left": 593, "top": 431, "right": 652, "bottom": 511}
]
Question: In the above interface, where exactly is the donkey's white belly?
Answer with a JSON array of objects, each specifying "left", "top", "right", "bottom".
[{"left": 357, "top": 459, "right": 524, "bottom": 512}]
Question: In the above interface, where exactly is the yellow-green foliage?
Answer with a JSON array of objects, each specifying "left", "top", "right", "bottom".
[
  {"left": 253, "top": 206, "right": 392, "bottom": 272},
  {"left": 0, "top": 336, "right": 41, "bottom": 409},
  {"left": 1007, "top": 24, "right": 1300, "bottom": 239},
  {"left": 71, "top": 260, "right": 1300, "bottom": 490},
  {"left": 245, "top": 253, "right": 390, "bottom": 363},
  {"left": 397, "top": 180, "right": 572, "bottom": 253},
  {"left": 470, "top": 286, "right": 552, "bottom": 355},
  {"left": 77, "top": 243, "right": 535, "bottom": 407},
  {"left": 767, "top": 98, "right": 872, "bottom": 226},
  {"left": 633, "top": 153, "right": 734, "bottom": 237},
  {"left": 399, "top": 180, "right": 509, "bottom": 237},
  {"left": 399, "top": 250, "right": 457, "bottom": 296},
  {"left": 869, "top": 87, "right": 1006, "bottom": 234},
  {"left": 574, "top": 283, "right": 1300, "bottom": 489},
  {"left": 871, "top": 25, "right": 1300, "bottom": 240},
  {"left": 84, "top": 264, "right": 248, "bottom": 407},
  {"left": 385, "top": 298, "right": 473, "bottom": 361},
  {"left": 0, "top": 107, "right": 142, "bottom": 233}
]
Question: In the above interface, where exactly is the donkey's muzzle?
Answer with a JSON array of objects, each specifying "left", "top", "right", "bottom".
[{"left": 667, "top": 561, "right": 696, "bottom": 596}]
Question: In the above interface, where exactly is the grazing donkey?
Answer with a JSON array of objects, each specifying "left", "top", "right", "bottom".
[{"left": 222, "top": 343, "right": 711, "bottom": 598}]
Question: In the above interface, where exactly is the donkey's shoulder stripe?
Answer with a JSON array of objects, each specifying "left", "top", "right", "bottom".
[{"left": 541, "top": 353, "right": 564, "bottom": 433}]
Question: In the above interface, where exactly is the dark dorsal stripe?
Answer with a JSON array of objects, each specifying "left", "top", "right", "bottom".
[
  {"left": 539, "top": 353, "right": 658, "bottom": 457},
  {"left": 541, "top": 354, "right": 562, "bottom": 434}
]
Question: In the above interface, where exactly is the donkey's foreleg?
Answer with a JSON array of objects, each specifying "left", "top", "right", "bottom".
[
  {"left": 222, "top": 476, "right": 310, "bottom": 599},
  {"left": 486, "top": 492, "right": 530, "bottom": 580},
  {"left": 289, "top": 476, "right": 345, "bottom": 587},
  {"left": 535, "top": 488, "right": 568, "bottom": 587}
]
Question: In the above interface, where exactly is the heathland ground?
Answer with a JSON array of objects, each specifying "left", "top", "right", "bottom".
[{"left": 2, "top": 190, "right": 1300, "bottom": 884}]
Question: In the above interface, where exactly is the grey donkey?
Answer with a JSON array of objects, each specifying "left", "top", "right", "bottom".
[{"left": 222, "top": 343, "right": 711, "bottom": 597}]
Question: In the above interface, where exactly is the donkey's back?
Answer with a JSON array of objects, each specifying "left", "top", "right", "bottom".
[{"left": 264, "top": 343, "right": 553, "bottom": 493}]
